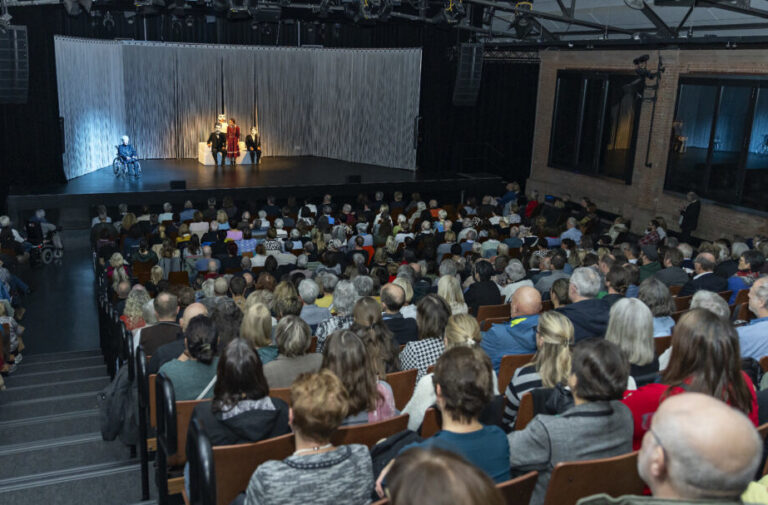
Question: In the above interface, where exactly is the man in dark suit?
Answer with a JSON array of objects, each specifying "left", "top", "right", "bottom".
[
  {"left": 206, "top": 124, "right": 226, "bottom": 167},
  {"left": 653, "top": 247, "right": 690, "bottom": 288},
  {"left": 380, "top": 283, "right": 418, "bottom": 345},
  {"left": 679, "top": 191, "right": 700, "bottom": 242},
  {"left": 139, "top": 292, "right": 181, "bottom": 355},
  {"left": 556, "top": 266, "right": 611, "bottom": 342},
  {"left": 678, "top": 252, "right": 728, "bottom": 297}
]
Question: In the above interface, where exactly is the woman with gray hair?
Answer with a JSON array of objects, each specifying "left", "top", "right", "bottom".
[
  {"left": 263, "top": 315, "right": 323, "bottom": 388},
  {"left": 637, "top": 277, "right": 676, "bottom": 337},
  {"left": 314, "top": 279, "right": 358, "bottom": 352},
  {"left": 499, "top": 259, "right": 533, "bottom": 302},
  {"left": 605, "top": 298, "right": 658, "bottom": 388}
]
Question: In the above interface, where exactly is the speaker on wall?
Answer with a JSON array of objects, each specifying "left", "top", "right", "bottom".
[
  {"left": 452, "top": 43, "right": 483, "bottom": 107},
  {"left": 0, "top": 26, "right": 29, "bottom": 104},
  {"left": 170, "top": 180, "right": 187, "bottom": 190}
]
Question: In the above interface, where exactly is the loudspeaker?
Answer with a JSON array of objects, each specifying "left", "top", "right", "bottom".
[
  {"left": 452, "top": 43, "right": 483, "bottom": 107},
  {"left": 346, "top": 175, "right": 361, "bottom": 183},
  {"left": 170, "top": 180, "right": 187, "bottom": 190},
  {"left": 0, "top": 26, "right": 29, "bottom": 104}
]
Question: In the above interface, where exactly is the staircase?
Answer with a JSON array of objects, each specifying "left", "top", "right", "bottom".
[{"left": 0, "top": 349, "right": 154, "bottom": 505}]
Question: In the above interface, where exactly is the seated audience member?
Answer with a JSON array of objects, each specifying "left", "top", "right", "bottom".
[
  {"left": 728, "top": 249, "right": 765, "bottom": 304},
  {"left": 638, "top": 245, "right": 662, "bottom": 283},
  {"left": 393, "top": 277, "right": 417, "bottom": 319},
  {"left": 315, "top": 279, "right": 358, "bottom": 352},
  {"left": 464, "top": 260, "right": 503, "bottom": 316},
  {"left": 605, "top": 298, "right": 658, "bottom": 388},
  {"left": 210, "top": 297, "right": 243, "bottom": 349},
  {"left": 736, "top": 276, "right": 768, "bottom": 360},
  {"left": 498, "top": 259, "right": 533, "bottom": 303},
  {"left": 402, "top": 314, "right": 496, "bottom": 431},
  {"left": 297, "top": 279, "right": 331, "bottom": 328},
  {"left": 148, "top": 302, "right": 208, "bottom": 373},
  {"left": 380, "top": 283, "right": 419, "bottom": 345},
  {"left": 322, "top": 329, "right": 396, "bottom": 425},
  {"left": 350, "top": 297, "right": 400, "bottom": 377},
  {"left": 263, "top": 316, "right": 322, "bottom": 389},
  {"left": 622, "top": 309, "right": 758, "bottom": 450},
  {"left": 244, "top": 369, "right": 373, "bottom": 505},
  {"left": 534, "top": 250, "right": 570, "bottom": 296},
  {"left": 192, "top": 338, "right": 290, "bottom": 445},
  {"left": 549, "top": 277, "right": 569, "bottom": 308},
  {"left": 272, "top": 281, "right": 303, "bottom": 320},
  {"left": 502, "top": 311, "right": 573, "bottom": 429},
  {"left": 240, "top": 303, "right": 279, "bottom": 365},
  {"left": 678, "top": 253, "right": 728, "bottom": 297},
  {"left": 508, "top": 338, "right": 634, "bottom": 505},
  {"left": 120, "top": 287, "right": 150, "bottom": 331},
  {"left": 556, "top": 267, "right": 610, "bottom": 342},
  {"left": 581, "top": 393, "right": 761, "bottom": 505},
  {"left": 437, "top": 275, "right": 469, "bottom": 315},
  {"left": 158, "top": 315, "right": 219, "bottom": 400},
  {"left": 384, "top": 447, "right": 504, "bottom": 505},
  {"left": 638, "top": 277, "right": 676, "bottom": 337},
  {"left": 399, "top": 294, "right": 452, "bottom": 380},
  {"left": 139, "top": 292, "right": 180, "bottom": 355},
  {"left": 379, "top": 346, "right": 509, "bottom": 489},
  {"left": 481, "top": 286, "right": 542, "bottom": 372},
  {"left": 602, "top": 264, "right": 629, "bottom": 307},
  {"left": 653, "top": 247, "right": 690, "bottom": 288}
]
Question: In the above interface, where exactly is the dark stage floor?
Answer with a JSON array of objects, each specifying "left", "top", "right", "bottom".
[{"left": 7, "top": 156, "right": 502, "bottom": 228}]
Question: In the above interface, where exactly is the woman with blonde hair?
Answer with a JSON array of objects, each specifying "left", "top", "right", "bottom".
[
  {"left": 437, "top": 275, "right": 468, "bottom": 315},
  {"left": 107, "top": 252, "right": 130, "bottom": 292},
  {"left": 121, "top": 288, "right": 150, "bottom": 331},
  {"left": 240, "top": 302, "right": 278, "bottom": 365},
  {"left": 502, "top": 311, "right": 573, "bottom": 429},
  {"left": 401, "top": 314, "right": 498, "bottom": 431},
  {"left": 216, "top": 209, "right": 230, "bottom": 231}
]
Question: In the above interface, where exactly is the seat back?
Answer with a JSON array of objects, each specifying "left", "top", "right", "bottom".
[
  {"left": 211, "top": 433, "right": 296, "bottom": 505},
  {"left": 541, "top": 299, "right": 553, "bottom": 311},
  {"left": 168, "top": 271, "right": 190, "bottom": 286},
  {"left": 541, "top": 451, "right": 644, "bottom": 505},
  {"left": 308, "top": 335, "right": 318, "bottom": 353},
  {"left": 481, "top": 317, "right": 510, "bottom": 331},
  {"left": 476, "top": 303, "right": 511, "bottom": 323},
  {"left": 674, "top": 295, "right": 692, "bottom": 312},
  {"left": 654, "top": 336, "right": 672, "bottom": 357},
  {"left": 498, "top": 354, "right": 535, "bottom": 395},
  {"left": 186, "top": 418, "right": 216, "bottom": 505},
  {"left": 269, "top": 388, "right": 292, "bottom": 406},
  {"left": 718, "top": 290, "right": 733, "bottom": 303},
  {"left": 497, "top": 471, "right": 539, "bottom": 505},
  {"left": 734, "top": 289, "right": 750, "bottom": 307},
  {"left": 760, "top": 357, "right": 768, "bottom": 374},
  {"left": 386, "top": 369, "right": 418, "bottom": 411},
  {"left": 514, "top": 392, "right": 535, "bottom": 431},
  {"left": 420, "top": 408, "right": 441, "bottom": 438},
  {"left": 669, "top": 285, "right": 682, "bottom": 296},
  {"left": 331, "top": 414, "right": 410, "bottom": 448}
]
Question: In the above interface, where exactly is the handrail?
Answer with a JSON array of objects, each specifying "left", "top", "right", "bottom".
[{"left": 136, "top": 346, "right": 150, "bottom": 501}]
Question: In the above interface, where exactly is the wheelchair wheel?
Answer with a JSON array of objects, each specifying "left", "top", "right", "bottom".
[
  {"left": 41, "top": 248, "right": 53, "bottom": 265},
  {"left": 113, "top": 158, "right": 123, "bottom": 177},
  {"left": 134, "top": 161, "right": 142, "bottom": 177}
]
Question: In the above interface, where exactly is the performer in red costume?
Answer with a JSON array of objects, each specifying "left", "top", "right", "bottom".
[{"left": 226, "top": 118, "right": 240, "bottom": 167}]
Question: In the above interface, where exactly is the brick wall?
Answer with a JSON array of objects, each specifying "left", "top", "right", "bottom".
[{"left": 526, "top": 49, "right": 768, "bottom": 241}]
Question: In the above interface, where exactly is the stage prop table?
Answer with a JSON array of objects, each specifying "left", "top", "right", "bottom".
[{"left": 197, "top": 141, "right": 253, "bottom": 165}]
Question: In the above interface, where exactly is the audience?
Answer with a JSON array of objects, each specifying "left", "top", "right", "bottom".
[
  {"left": 678, "top": 253, "right": 728, "bottom": 296},
  {"left": 139, "top": 292, "right": 180, "bottom": 355},
  {"left": 399, "top": 294, "right": 452, "bottom": 380},
  {"left": 737, "top": 276, "right": 768, "bottom": 360},
  {"left": 263, "top": 316, "right": 322, "bottom": 388},
  {"left": 240, "top": 303, "right": 279, "bottom": 365},
  {"left": 481, "top": 286, "right": 542, "bottom": 372},
  {"left": 605, "top": 298, "right": 658, "bottom": 388},
  {"left": 556, "top": 267, "right": 610, "bottom": 341},
  {"left": 158, "top": 315, "right": 219, "bottom": 400},
  {"left": 463, "top": 261, "right": 502, "bottom": 316}
]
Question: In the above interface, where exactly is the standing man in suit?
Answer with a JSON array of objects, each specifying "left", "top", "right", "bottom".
[
  {"left": 246, "top": 126, "right": 261, "bottom": 165},
  {"left": 679, "top": 191, "right": 700, "bottom": 242},
  {"left": 678, "top": 252, "right": 728, "bottom": 297},
  {"left": 207, "top": 124, "right": 226, "bottom": 167}
]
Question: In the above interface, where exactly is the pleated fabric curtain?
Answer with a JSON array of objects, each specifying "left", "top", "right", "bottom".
[
  {"left": 54, "top": 37, "right": 422, "bottom": 180},
  {"left": 54, "top": 37, "right": 126, "bottom": 180}
]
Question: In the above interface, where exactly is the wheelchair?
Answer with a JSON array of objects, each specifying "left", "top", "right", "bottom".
[
  {"left": 113, "top": 146, "right": 142, "bottom": 178},
  {"left": 25, "top": 220, "right": 63, "bottom": 265}
]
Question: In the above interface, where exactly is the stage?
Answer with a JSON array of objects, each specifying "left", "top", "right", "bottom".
[{"left": 7, "top": 157, "right": 502, "bottom": 228}]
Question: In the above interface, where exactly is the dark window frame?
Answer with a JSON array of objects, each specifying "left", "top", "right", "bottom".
[{"left": 548, "top": 69, "right": 643, "bottom": 185}]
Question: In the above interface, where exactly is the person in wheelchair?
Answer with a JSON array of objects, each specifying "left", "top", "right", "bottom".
[
  {"left": 116, "top": 135, "right": 141, "bottom": 177},
  {"left": 26, "top": 210, "right": 64, "bottom": 264}
]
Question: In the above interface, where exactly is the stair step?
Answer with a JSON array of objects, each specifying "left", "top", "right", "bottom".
[
  {"left": 0, "top": 410, "right": 101, "bottom": 445},
  {"left": 3, "top": 365, "right": 107, "bottom": 387},
  {"left": 20, "top": 349, "right": 103, "bottom": 364},
  {"left": 0, "top": 392, "right": 98, "bottom": 422},
  {"left": 13, "top": 356, "right": 105, "bottom": 375},
  {"left": 0, "top": 376, "right": 110, "bottom": 403},
  {"left": 0, "top": 461, "right": 146, "bottom": 505},
  {"left": 0, "top": 433, "right": 133, "bottom": 479}
]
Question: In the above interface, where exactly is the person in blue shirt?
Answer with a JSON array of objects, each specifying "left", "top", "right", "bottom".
[
  {"left": 736, "top": 277, "right": 768, "bottom": 360},
  {"left": 117, "top": 135, "right": 140, "bottom": 177},
  {"left": 375, "top": 346, "right": 510, "bottom": 496},
  {"left": 727, "top": 250, "right": 764, "bottom": 304},
  {"left": 480, "top": 286, "right": 541, "bottom": 372}
]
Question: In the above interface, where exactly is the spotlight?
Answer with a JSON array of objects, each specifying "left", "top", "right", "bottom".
[
  {"left": 185, "top": 14, "right": 194, "bottom": 27},
  {"left": 103, "top": 10, "right": 116, "bottom": 29},
  {"left": 510, "top": 1, "right": 533, "bottom": 39},
  {"left": 124, "top": 10, "right": 137, "bottom": 23}
]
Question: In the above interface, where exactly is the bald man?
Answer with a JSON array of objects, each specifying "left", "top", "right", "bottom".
[
  {"left": 678, "top": 252, "right": 728, "bottom": 297},
  {"left": 480, "top": 286, "right": 542, "bottom": 372},
  {"left": 580, "top": 393, "right": 761, "bottom": 504},
  {"left": 147, "top": 302, "right": 209, "bottom": 374},
  {"left": 381, "top": 283, "right": 419, "bottom": 345}
]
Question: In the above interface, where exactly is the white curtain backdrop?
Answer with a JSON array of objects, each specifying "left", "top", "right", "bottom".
[{"left": 54, "top": 37, "right": 422, "bottom": 179}]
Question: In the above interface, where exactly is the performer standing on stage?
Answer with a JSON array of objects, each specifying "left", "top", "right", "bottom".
[
  {"left": 207, "top": 124, "right": 227, "bottom": 167},
  {"left": 246, "top": 126, "right": 261, "bottom": 165},
  {"left": 226, "top": 118, "right": 240, "bottom": 167}
]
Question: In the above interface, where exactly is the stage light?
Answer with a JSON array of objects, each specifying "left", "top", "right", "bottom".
[
  {"left": 135, "top": 0, "right": 166, "bottom": 16},
  {"left": 63, "top": 0, "right": 93, "bottom": 16},
  {"left": 227, "top": 0, "right": 251, "bottom": 19},
  {"left": 185, "top": 14, "right": 194, "bottom": 26},
  {"left": 510, "top": 1, "right": 533, "bottom": 39},
  {"left": 124, "top": 10, "right": 137, "bottom": 23},
  {"left": 103, "top": 11, "right": 116, "bottom": 29}
]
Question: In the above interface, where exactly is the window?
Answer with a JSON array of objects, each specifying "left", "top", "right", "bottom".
[
  {"left": 665, "top": 76, "right": 768, "bottom": 213},
  {"left": 549, "top": 70, "right": 643, "bottom": 184}
]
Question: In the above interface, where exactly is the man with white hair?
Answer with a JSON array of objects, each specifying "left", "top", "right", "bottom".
[
  {"left": 559, "top": 217, "right": 582, "bottom": 245},
  {"left": 736, "top": 276, "right": 768, "bottom": 361},
  {"left": 158, "top": 202, "right": 173, "bottom": 223},
  {"left": 117, "top": 135, "right": 140, "bottom": 177},
  {"left": 347, "top": 222, "right": 373, "bottom": 248},
  {"left": 581, "top": 392, "right": 761, "bottom": 505},
  {"left": 556, "top": 267, "right": 611, "bottom": 342},
  {"left": 298, "top": 279, "right": 331, "bottom": 328},
  {"left": 678, "top": 253, "right": 728, "bottom": 297}
]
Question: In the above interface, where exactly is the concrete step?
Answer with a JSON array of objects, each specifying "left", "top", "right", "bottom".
[
  {"left": 13, "top": 356, "right": 105, "bottom": 376},
  {"left": 0, "top": 376, "right": 110, "bottom": 403},
  {"left": 0, "top": 410, "right": 101, "bottom": 445},
  {"left": 0, "top": 392, "right": 99, "bottom": 422},
  {"left": 20, "top": 349, "right": 102, "bottom": 364},
  {"left": 3, "top": 365, "right": 107, "bottom": 388}
]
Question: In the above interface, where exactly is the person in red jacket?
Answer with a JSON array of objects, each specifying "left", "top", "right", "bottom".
[{"left": 622, "top": 308, "right": 758, "bottom": 450}]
